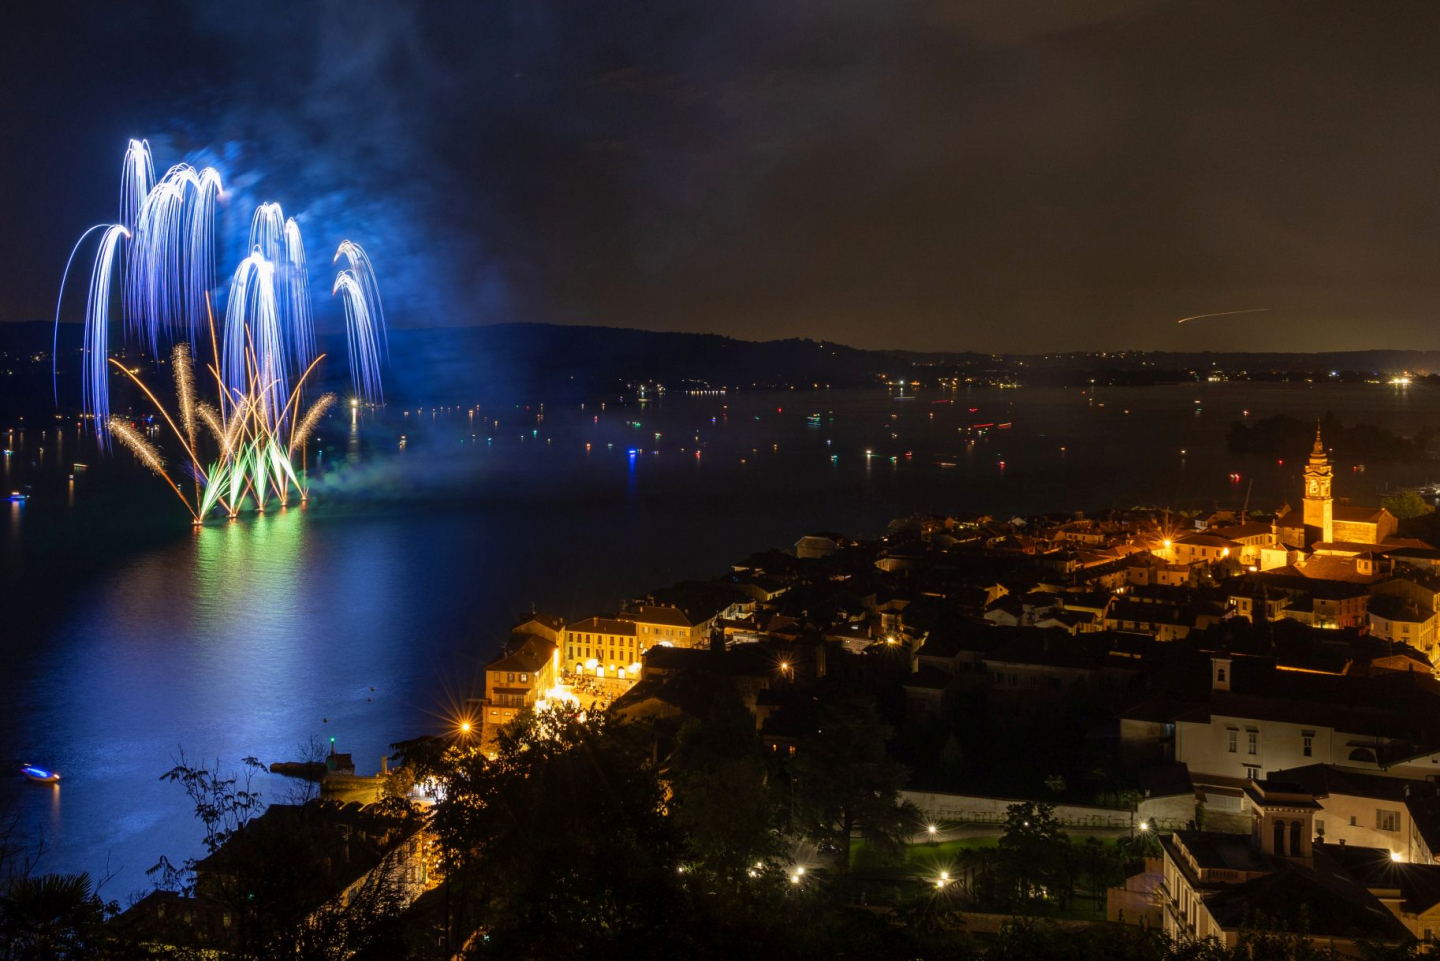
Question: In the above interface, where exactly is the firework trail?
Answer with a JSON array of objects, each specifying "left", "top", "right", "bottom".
[
  {"left": 334, "top": 239, "right": 388, "bottom": 354},
  {"left": 223, "top": 250, "right": 288, "bottom": 426},
  {"left": 119, "top": 139, "right": 154, "bottom": 233},
  {"left": 81, "top": 225, "right": 131, "bottom": 447},
  {"left": 333, "top": 267, "right": 384, "bottom": 404},
  {"left": 53, "top": 223, "right": 116, "bottom": 406},
  {"left": 196, "top": 402, "right": 225, "bottom": 445},
  {"left": 172, "top": 342, "right": 199, "bottom": 449},
  {"left": 125, "top": 157, "right": 223, "bottom": 349},
  {"left": 289, "top": 392, "right": 337, "bottom": 454},
  {"left": 106, "top": 415, "right": 164, "bottom": 473}
]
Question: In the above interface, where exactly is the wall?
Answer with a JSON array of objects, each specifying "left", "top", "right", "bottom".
[
  {"left": 1176, "top": 715, "right": 1336, "bottom": 782},
  {"left": 1316, "top": 793, "right": 1413, "bottom": 858},
  {"left": 901, "top": 790, "right": 1194, "bottom": 830}
]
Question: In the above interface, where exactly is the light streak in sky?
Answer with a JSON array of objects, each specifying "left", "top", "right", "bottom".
[
  {"left": 54, "top": 140, "right": 391, "bottom": 521},
  {"left": 334, "top": 239, "right": 388, "bottom": 354},
  {"left": 1176, "top": 308, "right": 1270, "bottom": 324},
  {"left": 333, "top": 268, "right": 385, "bottom": 404},
  {"left": 82, "top": 225, "right": 131, "bottom": 447}
]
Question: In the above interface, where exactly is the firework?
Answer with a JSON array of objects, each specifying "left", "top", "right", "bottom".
[
  {"left": 55, "top": 140, "right": 390, "bottom": 522},
  {"left": 290, "top": 393, "right": 337, "bottom": 454},
  {"left": 172, "top": 342, "right": 198, "bottom": 449},
  {"left": 106, "top": 415, "right": 164, "bottom": 474}
]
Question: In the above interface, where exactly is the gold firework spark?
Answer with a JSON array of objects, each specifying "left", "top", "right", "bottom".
[
  {"left": 196, "top": 402, "right": 225, "bottom": 445},
  {"left": 106, "top": 415, "right": 165, "bottom": 474},
  {"left": 289, "top": 393, "right": 336, "bottom": 454},
  {"left": 172, "top": 342, "right": 198, "bottom": 447}
]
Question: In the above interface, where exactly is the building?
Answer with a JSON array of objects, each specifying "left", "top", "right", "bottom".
[
  {"left": 1268, "top": 763, "right": 1436, "bottom": 862},
  {"left": 1170, "top": 533, "right": 1241, "bottom": 569},
  {"left": 563, "top": 616, "right": 642, "bottom": 678},
  {"left": 474, "top": 634, "right": 558, "bottom": 744},
  {"left": 510, "top": 611, "right": 565, "bottom": 645},
  {"left": 794, "top": 532, "right": 854, "bottom": 559},
  {"left": 1168, "top": 657, "right": 1440, "bottom": 791},
  {"left": 1368, "top": 594, "right": 1438, "bottom": 658},
  {"left": 981, "top": 629, "right": 1144, "bottom": 711},
  {"left": 1158, "top": 780, "right": 1414, "bottom": 952},
  {"left": 619, "top": 603, "right": 707, "bottom": 649},
  {"left": 1274, "top": 427, "right": 1398, "bottom": 550}
]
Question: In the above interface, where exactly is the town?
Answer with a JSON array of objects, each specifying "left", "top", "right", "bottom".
[{"left": 87, "top": 426, "right": 1440, "bottom": 957}]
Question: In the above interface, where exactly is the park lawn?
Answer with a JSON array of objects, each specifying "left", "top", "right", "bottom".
[
  {"left": 1049, "top": 895, "right": 1107, "bottom": 921},
  {"left": 851, "top": 836, "right": 999, "bottom": 873}
]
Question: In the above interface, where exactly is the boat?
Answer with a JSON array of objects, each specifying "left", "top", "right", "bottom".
[{"left": 21, "top": 764, "right": 60, "bottom": 784}]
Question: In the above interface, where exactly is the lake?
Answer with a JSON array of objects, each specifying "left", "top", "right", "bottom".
[{"left": 2, "top": 381, "right": 1437, "bottom": 896}]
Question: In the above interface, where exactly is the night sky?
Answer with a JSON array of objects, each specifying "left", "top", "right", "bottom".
[{"left": 3, "top": 0, "right": 1439, "bottom": 352}]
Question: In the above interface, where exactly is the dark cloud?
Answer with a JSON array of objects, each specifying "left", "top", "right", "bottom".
[{"left": 2, "top": 0, "right": 1438, "bottom": 351}]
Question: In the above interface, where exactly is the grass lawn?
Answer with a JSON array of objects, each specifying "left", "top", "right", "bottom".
[{"left": 851, "top": 836, "right": 998, "bottom": 873}]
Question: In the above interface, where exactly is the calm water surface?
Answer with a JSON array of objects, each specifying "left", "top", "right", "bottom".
[{"left": 2, "top": 382, "right": 1438, "bottom": 895}]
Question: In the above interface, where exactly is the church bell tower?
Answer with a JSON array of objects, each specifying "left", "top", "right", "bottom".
[{"left": 1302, "top": 423, "right": 1333, "bottom": 544}]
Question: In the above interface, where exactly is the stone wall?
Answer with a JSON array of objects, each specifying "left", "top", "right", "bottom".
[{"left": 901, "top": 790, "right": 1195, "bottom": 830}]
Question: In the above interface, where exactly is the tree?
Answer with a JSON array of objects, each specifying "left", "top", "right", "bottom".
[
  {"left": 0, "top": 873, "right": 111, "bottom": 961},
  {"left": 1383, "top": 491, "right": 1435, "bottom": 521},
  {"left": 997, "top": 802, "right": 1069, "bottom": 908},
  {"left": 668, "top": 687, "right": 786, "bottom": 891},
  {"left": 789, "top": 692, "right": 920, "bottom": 872},
  {"left": 151, "top": 753, "right": 417, "bottom": 960},
  {"left": 429, "top": 705, "right": 683, "bottom": 955}
]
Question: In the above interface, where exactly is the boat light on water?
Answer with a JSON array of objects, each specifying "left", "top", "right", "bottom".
[{"left": 21, "top": 764, "right": 60, "bottom": 784}]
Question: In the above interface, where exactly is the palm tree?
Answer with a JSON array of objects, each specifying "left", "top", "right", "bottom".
[{"left": 0, "top": 872, "right": 105, "bottom": 960}]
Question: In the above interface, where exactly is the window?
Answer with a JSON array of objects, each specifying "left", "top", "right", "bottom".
[
  {"left": 520, "top": 673, "right": 528, "bottom": 683},
  {"left": 507, "top": 672, "right": 515, "bottom": 683},
  {"left": 1245, "top": 766, "right": 1260, "bottom": 780},
  {"left": 1248, "top": 732, "right": 1258, "bottom": 755},
  {"left": 1378, "top": 809, "right": 1400, "bottom": 833},
  {"left": 1316, "top": 819, "right": 1325, "bottom": 836},
  {"left": 1228, "top": 731, "right": 1237, "bottom": 754},
  {"left": 1350, "top": 815, "right": 1358, "bottom": 827},
  {"left": 1303, "top": 735, "right": 1313, "bottom": 758}
]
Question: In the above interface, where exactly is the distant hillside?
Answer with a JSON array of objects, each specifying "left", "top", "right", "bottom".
[{"left": 6, "top": 320, "right": 1440, "bottom": 416}]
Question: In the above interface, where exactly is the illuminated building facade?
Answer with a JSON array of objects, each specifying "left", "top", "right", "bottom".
[{"left": 564, "top": 616, "right": 643, "bottom": 678}]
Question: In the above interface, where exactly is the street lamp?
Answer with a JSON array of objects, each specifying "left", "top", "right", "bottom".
[{"left": 927, "top": 823, "right": 938, "bottom": 845}]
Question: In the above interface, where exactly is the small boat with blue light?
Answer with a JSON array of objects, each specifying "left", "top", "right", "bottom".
[{"left": 21, "top": 764, "right": 60, "bottom": 784}]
